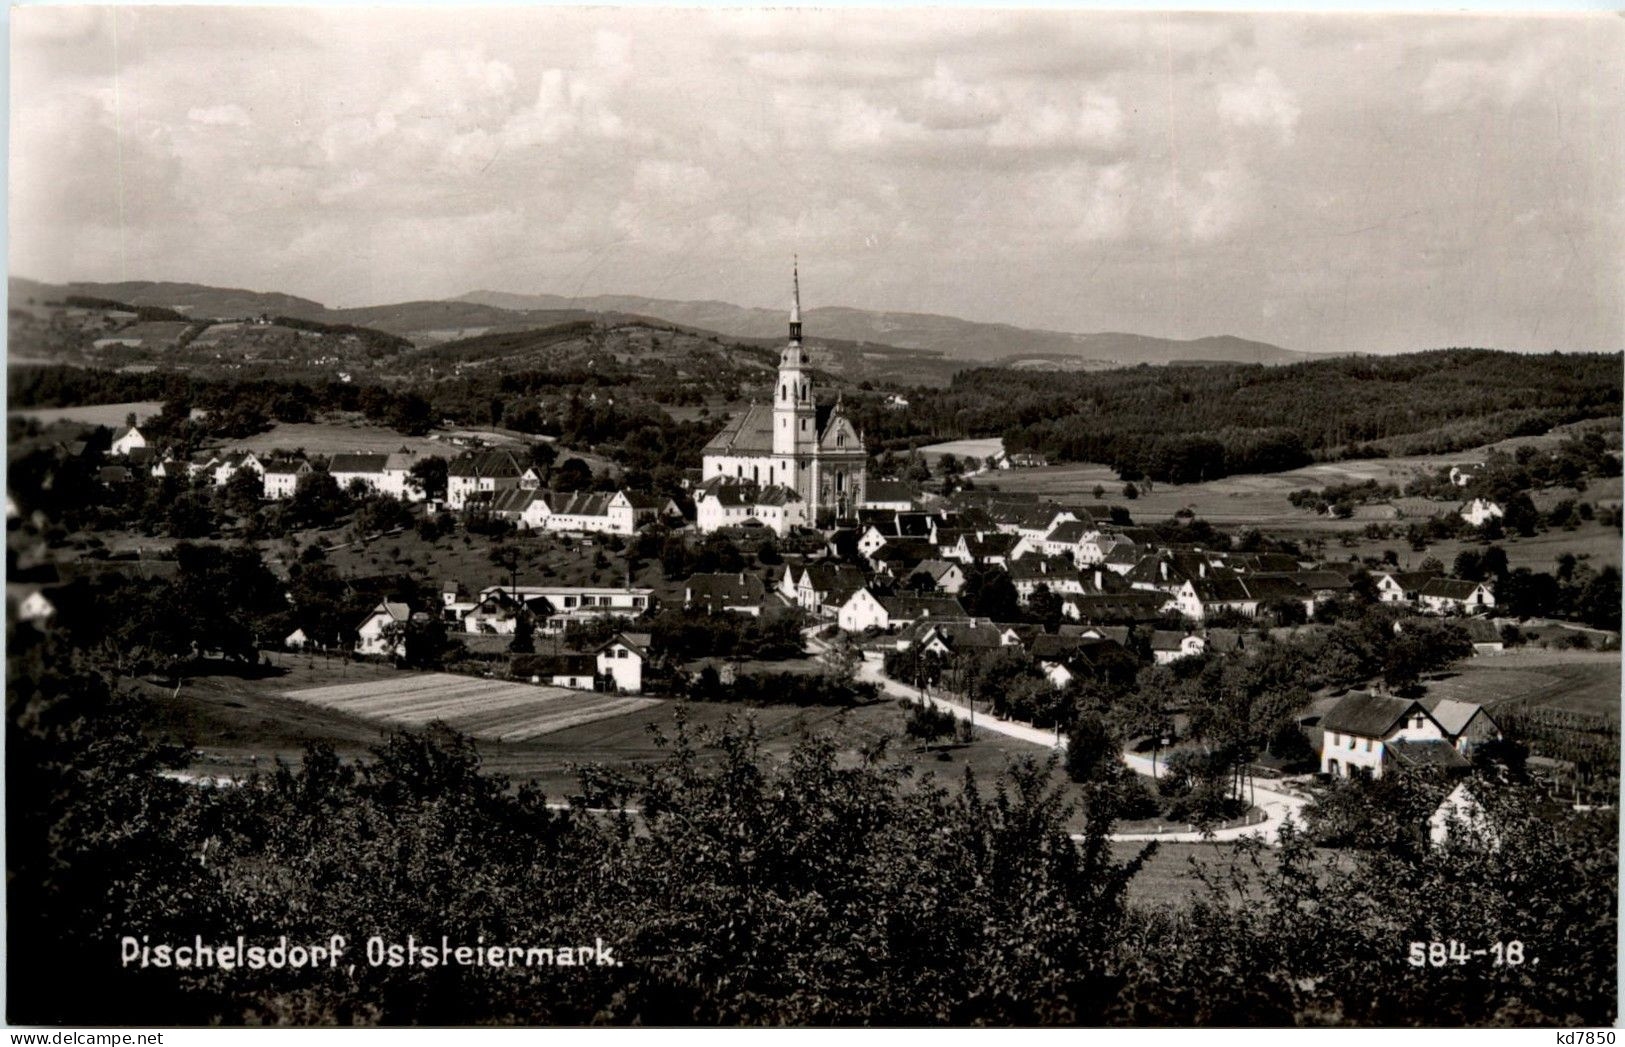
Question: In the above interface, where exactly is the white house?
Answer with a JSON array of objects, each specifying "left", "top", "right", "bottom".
[
  {"left": 695, "top": 477, "right": 808, "bottom": 536},
  {"left": 497, "top": 489, "right": 676, "bottom": 536},
  {"left": 1318, "top": 692, "right": 1468, "bottom": 779},
  {"left": 1418, "top": 578, "right": 1495, "bottom": 615},
  {"left": 329, "top": 453, "right": 391, "bottom": 495},
  {"left": 447, "top": 450, "right": 539, "bottom": 510},
  {"left": 1459, "top": 498, "right": 1504, "bottom": 527},
  {"left": 1428, "top": 782, "right": 1501, "bottom": 851},
  {"left": 356, "top": 601, "right": 411, "bottom": 658},
  {"left": 262, "top": 460, "right": 313, "bottom": 500},
  {"left": 859, "top": 480, "right": 914, "bottom": 512},
  {"left": 110, "top": 425, "right": 147, "bottom": 457},
  {"left": 210, "top": 451, "right": 264, "bottom": 488},
  {"left": 597, "top": 632, "right": 650, "bottom": 694},
  {"left": 1151, "top": 631, "right": 1207, "bottom": 665},
  {"left": 1448, "top": 463, "right": 1484, "bottom": 488},
  {"left": 836, "top": 588, "right": 966, "bottom": 633}
]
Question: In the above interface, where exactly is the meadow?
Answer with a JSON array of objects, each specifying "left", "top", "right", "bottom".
[{"left": 9, "top": 400, "right": 164, "bottom": 427}]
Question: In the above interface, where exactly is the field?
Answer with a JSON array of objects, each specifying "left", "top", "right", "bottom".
[
  {"left": 8, "top": 400, "right": 165, "bottom": 427},
  {"left": 1421, "top": 648, "right": 1621, "bottom": 720},
  {"left": 223, "top": 420, "right": 510, "bottom": 458},
  {"left": 281, "top": 672, "right": 661, "bottom": 742},
  {"left": 918, "top": 437, "right": 1006, "bottom": 465},
  {"left": 980, "top": 420, "right": 1621, "bottom": 570}
]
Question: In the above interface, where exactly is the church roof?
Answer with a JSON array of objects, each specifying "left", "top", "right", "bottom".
[{"left": 703, "top": 404, "right": 775, "bottom": 455}]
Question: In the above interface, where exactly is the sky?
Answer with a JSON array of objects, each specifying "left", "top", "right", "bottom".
[{"left": 9, "top": 7, "right": 1624, "bottom": 354}]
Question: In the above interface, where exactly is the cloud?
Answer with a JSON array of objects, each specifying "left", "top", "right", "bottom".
[
  {"left": 1217, "top": 68, "right": 1301, "bottom": 140},
  {"left": 187, "top": 103, "right": 251, "bottom": 127}
]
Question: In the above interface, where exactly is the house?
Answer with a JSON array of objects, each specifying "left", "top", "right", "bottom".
[
  {"left": 1008, "top": 556, "right": 1086, "bottom": 600},
  {"left": 329, "top": 453, "right": 391, "bottom": 495},
  {"left": 1428, "top": 782, "right": 1501, "bottom": 850},
  {"left": 1420, "top": 697, "right": 1501, "bottom": 756},
  {"left": 110, "top": 425, "right": 147, "bottom": 457},
  {"left": 859, "top": 479, "right": 915, "bottom": 512},
  {"left": 210, "top": 451, "right": 264, "bottom": 488},
  {"left": 1459, "top": 498, "right": 1505, "bottom": 528},
  {"left": 447, "top": 450, "right": 539, "bottom": 510},
  {"left": 97, "top": 465, "right": 135, "bottom": 487},
  {"left": 694, "top": 477, "right": 808, "bottom": 537},
  {"left": 906, "top": 559, "right": 967, "bottom": 596},
  {"left": 1060, "top": 592, "right": 1173, "bottom": 624},
  {"left": 1030, "top": 634, "right": 1135, "bottom": 688},
  {"left": 785, "top": 563, "right": 869, "bottom": 616},
  {"left": 1448, "top": 463, "right": 1485, "bottom": 488},
  {"left": 1040, "top": 520, "right": 1095, "bottom": 559},
  {"left": 513, "top": 652, "right": 600, "bottom": 690},
  {"left": 1009, "top": 452, "right": 1048, "bottom": 468},
  {"left": 1318, "top": 692, "right": 1468, "bottom": 779},
  {"left": 1418, "top": 578, "right": 1495, "bottom": 616},
  {"left": 284, "top": 628, "right": 310, "bottom": 650},
  {"left": 1458, "top": 617, "right": 1506, "bottom": 654},
  {"left": 356, "top": 601, "right": 411, "bottom": 657},
  {"left": 262, "top": 459, "right": 313, "bottom": 500},
  {"left": 1176, "top": 574, "right": 1314, "bottom": 622},
  {"left": 1151, "top": 631, "right": 1207, "bottom": 664},
  {"left": 837, "top": 588, "right": 966, "bottom": 633},
  {"left": 8, "top": 586, "right": 57, "bottom": 628},
  {"left": 1373, "top": 570, "right": 1438, "bottom": 605},
  {"left": 685, "top": 572, "right": 767, "bottom": 616},
  {"left": 597, "top": 632, "right": 650, "bottom": 693},
  {"left": 477, "top": 585, "right": 653, "bottom": 635}
]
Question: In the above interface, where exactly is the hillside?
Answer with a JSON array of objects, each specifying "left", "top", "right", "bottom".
[
  {"left": 458, "top": 290, "right": 1310, "bottom": 367},
  {"left": 860, "top": 348, "right": 1625, "bottom": 484}
]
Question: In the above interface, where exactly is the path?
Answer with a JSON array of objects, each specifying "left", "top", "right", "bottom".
[{"left": 849, "top": 651, "right": 1311, "bottom": 845}]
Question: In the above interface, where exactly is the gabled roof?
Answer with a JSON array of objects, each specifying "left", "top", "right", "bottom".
[
  {"left": 330, "top": 453, "right": 389, "bottom": 474},
  {"left": 1421, "top": 697, "right": 1495, "bottom": 736},
  {"left": 876, "top": 592, "right": 967, "bottom": 620},
  {"left": 489, "top": 487, "right": 545, "bottom": 514},
  {"left": 262, "top": 459, "right": 310, "bottom": 475},
  {"left": 1320, "top": 692, "right": 1427, "bottom": 738},
  {"left": 449, "top": 449, "right": 527, "bottom": 478},
  {"left": 1386, "top": 739, "right": 1471, "bottom": 771},
  {"left": 1044, "top": 520, "right": 1092, "bottom": 545},
  {"left": 703, "top": 404, "right": 775, "bottom": 455},
  {"left": 686, "top": 571, "right": 767, "bottom": 608},
  {"left": 863, "top": 479, "right": 914, "bottom": 504},
  {"left": 1420, "top": 578, "right": 1491, "bottom": 600}
]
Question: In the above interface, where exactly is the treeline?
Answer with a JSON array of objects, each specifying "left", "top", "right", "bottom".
[
  {"left": 854, "top": 350, "right": 1622, "bottom": 483},
  {"left": 62, "top": 295, "right": 188, "bottom": 323},
  {"left": 269, "top": 315, "right": 413, "bottom": 355}
]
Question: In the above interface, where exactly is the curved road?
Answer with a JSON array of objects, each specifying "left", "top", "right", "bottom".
[{"left": 848, "top": 650, "right": 1311, "bottom": 845}]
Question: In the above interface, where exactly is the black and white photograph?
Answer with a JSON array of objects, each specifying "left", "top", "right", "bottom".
[{"left": 5, "top": 4, "right": 1622, "bottom": 1030}]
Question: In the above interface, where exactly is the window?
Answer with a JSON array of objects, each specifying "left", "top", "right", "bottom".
[
  {"left": 801, "top": 419, "right": 808, "bottom": 431},
  {"left": 1364, "top": 739, "right": 1371, "bottom": 752},
  {"left": 836, "top": 434, "right": 845, "bottom": 448},
  {"left": 780, "top": 384, "right": 786, "bottom": 400}
]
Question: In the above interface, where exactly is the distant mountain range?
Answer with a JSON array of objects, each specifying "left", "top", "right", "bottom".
[
  {"left": 456, "top": 290, "right": 1311, "bottom": 368},
  {"left": 10, "top": 276, "right": 1311, "bottom": 372}
]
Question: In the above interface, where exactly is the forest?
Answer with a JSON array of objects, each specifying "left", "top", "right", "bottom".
[{"left": 854, "top": 350, "right": 1623, "bottom": 483}]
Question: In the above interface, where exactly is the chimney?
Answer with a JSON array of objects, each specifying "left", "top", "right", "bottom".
[
  {"left": 1199, "top": 562, "right": 1207, "bottom": 579},
  {"left": 1160, "top": 561, "right": 1168, "bottom": 581},
  {"left": 1095, "top": 569, "right": 1103, "bottom": 590}
]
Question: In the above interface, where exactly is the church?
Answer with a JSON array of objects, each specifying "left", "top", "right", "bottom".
[{"left": 701, "top": 266, "right": 867, "bottom": 525}]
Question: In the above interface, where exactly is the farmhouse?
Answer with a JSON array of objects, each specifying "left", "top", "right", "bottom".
[
  {"left": 1418, "top": 578, "right": 1495, "bottom": 615},
  {"left": 597, "top": 632, "right": 650, "bottom": 694},
  {"left": 1373, "top": 569, "right": 1438, "bottom": 605},
  {"left": 694, "top": 477, "right": 808, "bottom": 536},
  {"left": 837, "top": 588, "right": 967, "bottom": 633},
  {"left": 685, "top": 572, "right": 767, "bottom": 616},
  {"left": 447, "top": 450, "right": 538, "bottom": 510},
  {"left": 1151, "top": 631, "right": 1207, "bottom": 664},
  {"left": 356, "top": 601, "right": 411, "bottom": 657},
  {"left": 1459, "top": 498, "right": 1505, "bottom": 527},
  {"left": 859, "top": 479, "right": 915, "bottom": 512},
  {"left": 906, "top": 559, "right": 967, "bottom": 596},
  {"left": 110, "top": 425, "right": 147, "bottom": 457},
  {"left": 262, "top": 459, "right": 313, "bottom": 500},
  {"left": 1318, "top": 692, "right": 1469, "bottom": 779}
]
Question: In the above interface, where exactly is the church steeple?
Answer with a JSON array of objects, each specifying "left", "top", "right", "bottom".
[{"left": 789, "top": 257, "right": 802, "bottom": 344}]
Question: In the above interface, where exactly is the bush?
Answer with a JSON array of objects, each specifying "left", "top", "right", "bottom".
[{"left": 905, "top": 702, "right": 958, "bottom": 744}]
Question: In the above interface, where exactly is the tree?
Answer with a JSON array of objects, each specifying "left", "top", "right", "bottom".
[
  {"left": 389, "top": 393, "right": 434, "bottom": 436},
  {"left": 509, "top": 610, "right": 535, "bottom": 654},
  {"left": 408, "top": 456, "right": 448, "bottom": 501},
  {"left": 555, "top": 457, "right": 592, "bottom": 492},
  {"left": 1122, "top": 482, "right": 1139, "bottom": 500}
]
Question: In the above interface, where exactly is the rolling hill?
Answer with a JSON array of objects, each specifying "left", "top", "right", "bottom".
[
  {"left": 457, "top": 290, "right": 1310, "bottom": 367},
  {"left": 10, "top": 276, "right": 1307, "bottom": 377}
]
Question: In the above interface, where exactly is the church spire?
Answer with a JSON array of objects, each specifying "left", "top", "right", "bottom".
[{"left": 789, "top": 257, "right": 802, "bottom": 343}]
